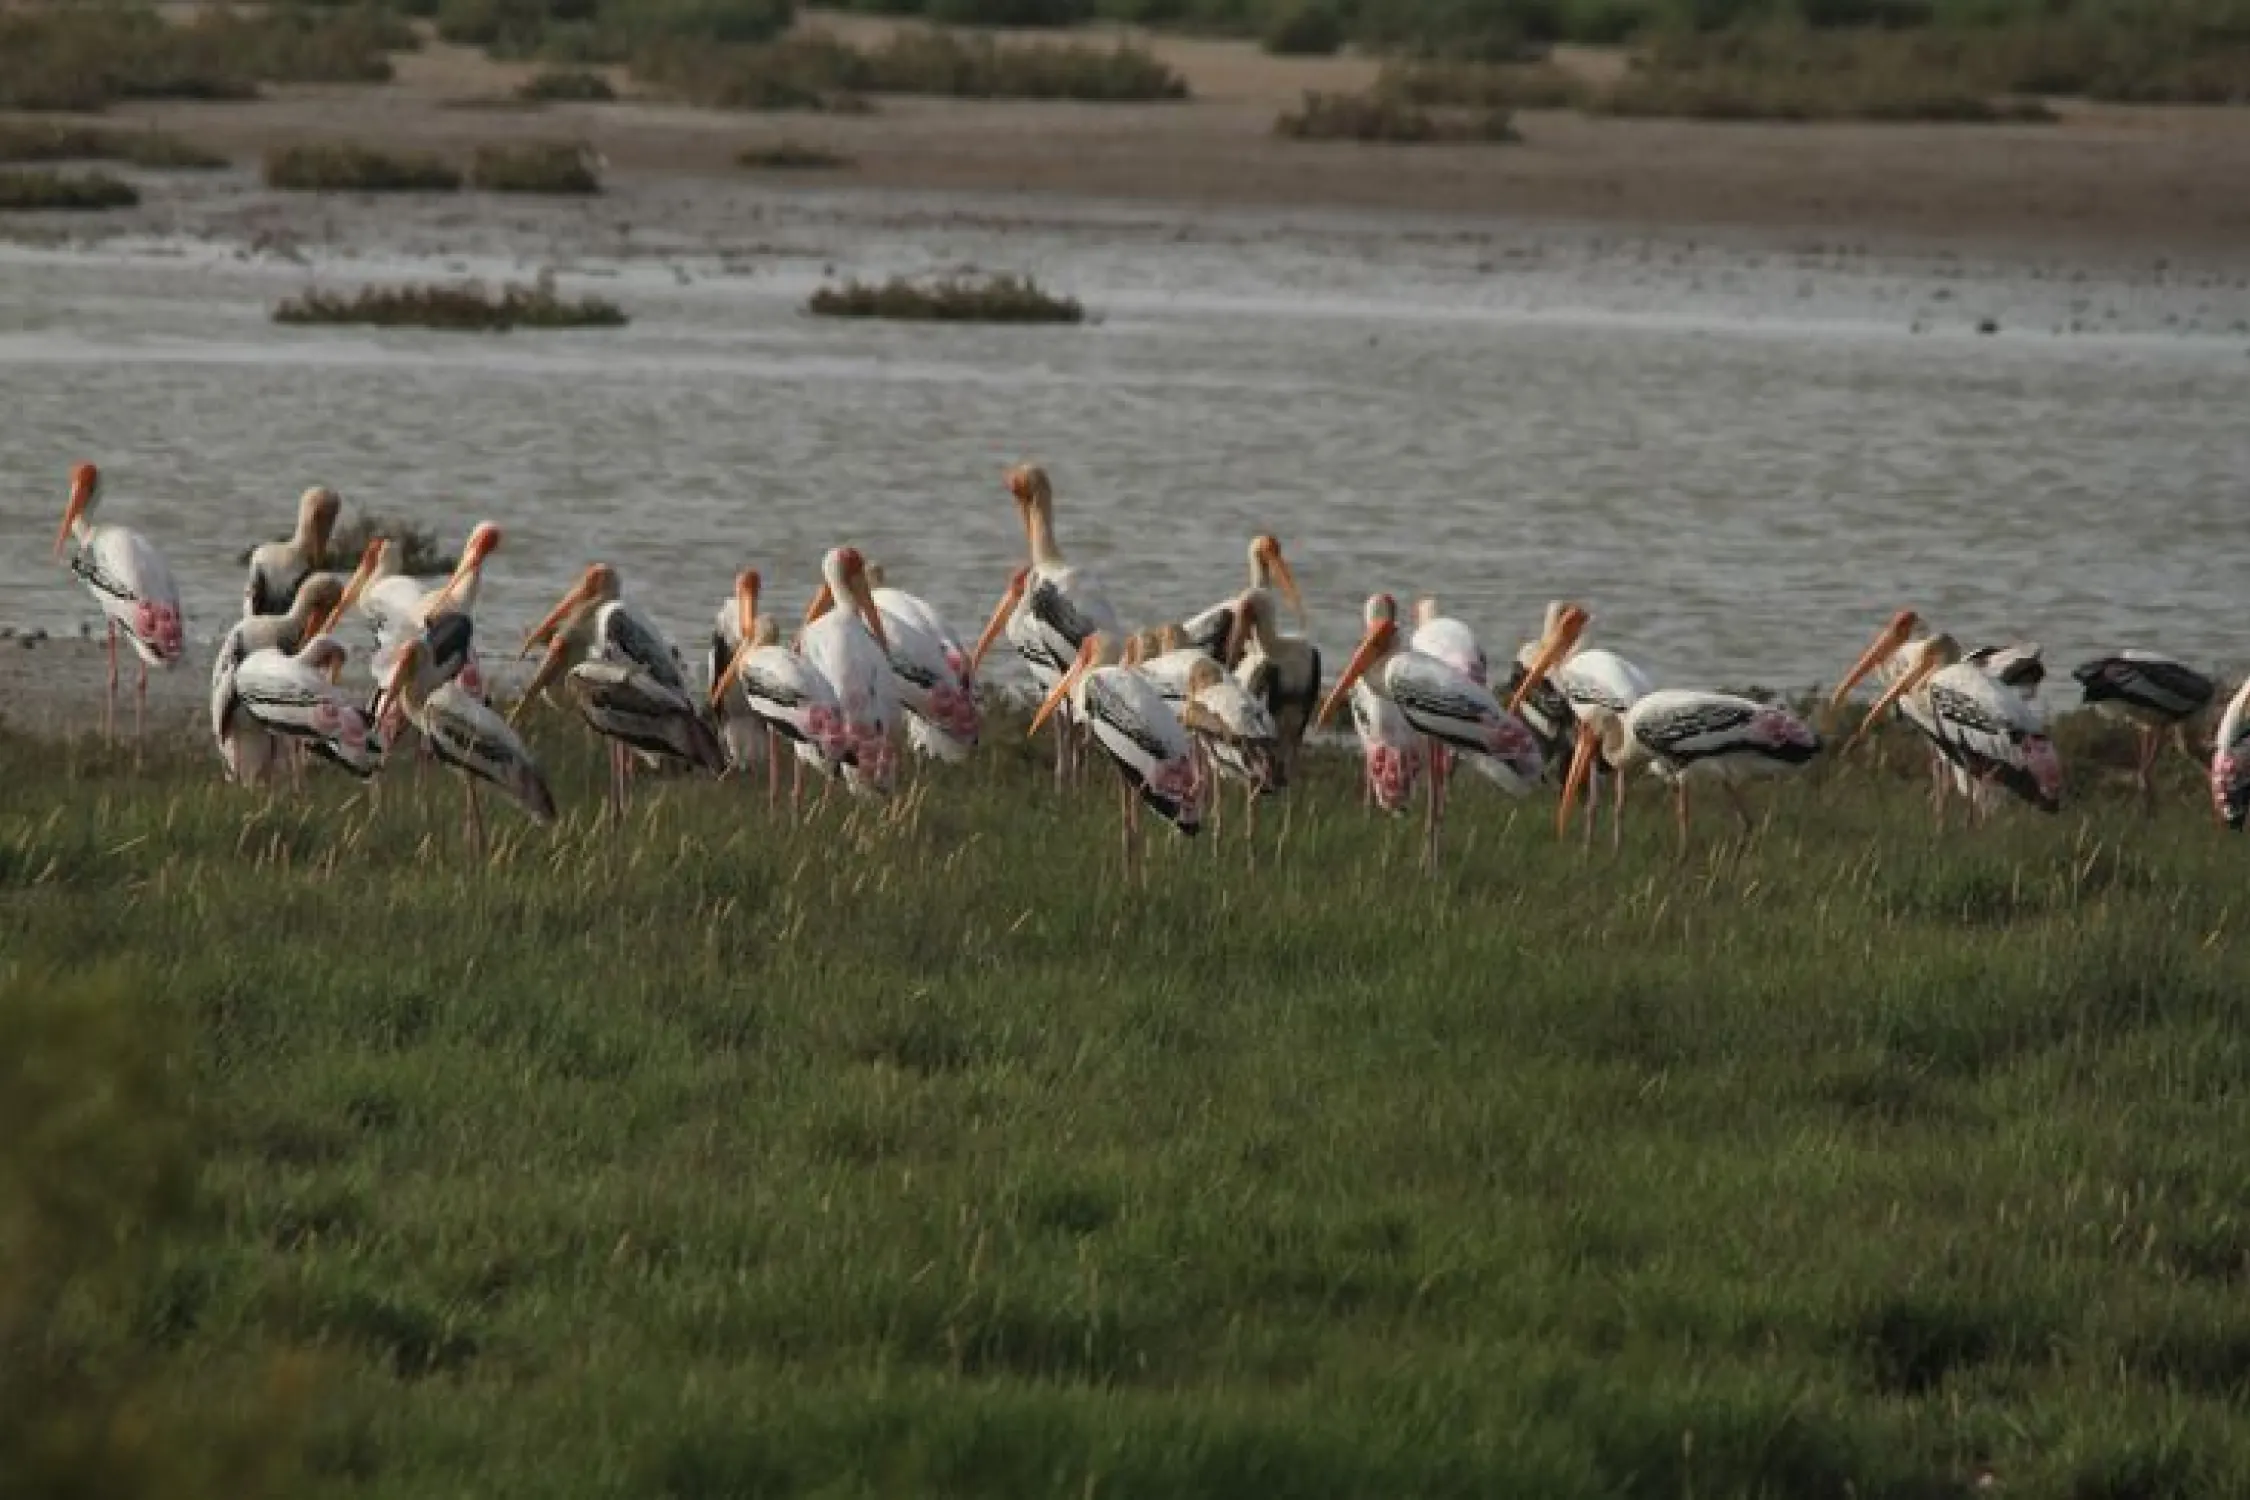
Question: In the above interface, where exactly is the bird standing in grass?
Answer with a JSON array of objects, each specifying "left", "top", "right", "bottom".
[
  {"left": 1846, "top": 632, "right": 2060, "bottom": 822},
  {"left": 2073, "top": 650, "right": 2217, "bottom": 810},
  {"left": 53, "top": 461, "right": 186, "bottom": 751},
  {"left": 211, "top": 572, "right": 346, "bottom": 787},
  {"left": 1031, "top": 630, "right": 1204, "bottom": 883},
  {"left": 2210, "top": 677, "right": 2250, "bottom": 830},
  {"left": 1508, "top": 603, "right": 1655, "bottom": 848},
  {"left": 519, "top": 562, "right": 699, "bottom": 819},
  {"left": 711, "top": 569, "right": 853, "bottom": 811},
  {"left": 229, "top": 636, "right": 384, "bottom": 782},
  {"left": 1554, "top": 688, "right": 1823, "bottom": 856},
  {"left": 384, "top": 635, "right": 555, "bottom": 856},
  {"left": 799, "top": 545, "right": 901, "bottom": 799},
  {"left": 866, "top": 560, "right": 980, "bottom": 764}
]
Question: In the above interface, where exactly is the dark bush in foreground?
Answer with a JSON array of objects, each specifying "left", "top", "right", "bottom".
[
  {"left": 0, "top": 122, "right": 226, "bottom": 169},
  {"left": 0, "top": 168, "right": 140, "bottom": 210},
  {"left": 1275, "top": 88, "right": 1519, "bottom": 141},
  {"left": 635, "top": 28, "right": 1187, "bottom": 108},
  {"left": 273, "top": 280, "right": 628, "bottom": 332},
  {"left": 264, "top": 144, "right": 464, "bottom": 192},
  {"left": 808, "top": 273, "right": 1084, "bottom": 324},
  {"left": 470, "top": 141, "right": 604, "bottom": 193},
  {"left": 738, "top": 140, "right": 854, "bottom": 168},
  {"left": 516, "top": 67, "right": 620, "bottom": 101}
]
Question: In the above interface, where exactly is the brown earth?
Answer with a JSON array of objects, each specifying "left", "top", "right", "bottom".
[{"left": 51, "top": 13, "right": 2250, "bottom": 260}]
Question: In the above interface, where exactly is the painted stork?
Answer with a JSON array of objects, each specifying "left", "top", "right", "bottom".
[
  {"left": 1223, "top": 585, "right": 1321, "bottom": 790},
  {"left": 1347, "top": 594, "right": 1422, "bottom": 815},
  {"left": 708, "top": 568, "right": 769, "bottom": 775},
  {"left": 972, "top": 464, "right": 1121, "bottom": 786},
  {"left": 335, "top": 522, "right": 503, "bottom": 704},
  {"left": 1848, "top": 633, "right": 2062, "bottom": 820},
  {"left": 228, "top": 635, "right": 385, "bottom": 782},
  {"left": 1509, "top": 603, "right": 1655, "bottom": 847},
  {"left": 2211, "top": 677, "right": 2250, "bottom": 830},
  {"left": 211, "top": 572, "right": 346, "bottom": 787},
  {"left": 1175, "top": 534, "right": 1307, "bottom": 661},
  {"left": 1554, "top": 688, "right": 1823, "bottom": 855},
  {"left": 53, "top": 462, "right": 185, "bottom": 747},
  {"left": 243, "top": 485, "right": 342, "bottom": 617},
  {"left": 1030, "top": 630, "right": 1205, "bottom": 882},
  {"left": 799, "top": 545, "right": 900, "bottom": 798},
  {"left": 1502, "top": 600, "right": 1582, "bottom": 773},
  {"left": 2072, "top": 651, "right": 2217, "bottom": 807},
  {"left": 709, "top": 570, "right": 854, "bottom": 809},
  {"left": 866, "top": 561, "right": 980, "bottom": 764},
  {"left": 1314, "top": 593, "right": 1543, "bottom": 873},
  {"left": 518, "top": 562, "right": 694, "bottom": 812},
  {"left": 1832, "top": 609, "right": 2043, "bottom": 816},
  {"left": 384, "top": 635, "right": 556, "bottom": 856},
  {"left": 1127, "top": 633, "right": 1279, "bottom": 832}
]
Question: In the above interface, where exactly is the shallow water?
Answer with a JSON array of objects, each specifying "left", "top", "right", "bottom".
[{"left": 3, "top": 182, "right": 2247, "bottom": 695}]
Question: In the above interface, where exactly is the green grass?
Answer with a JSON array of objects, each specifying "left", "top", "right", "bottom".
[
  {"left": 737, "top": 138, "right": 856, "bottom": 166},
  {"left": 272, "top": 279, "right": 629, "bottom": 330},
  {"left": 0, "top": 121, "right": 226, "bottom": 169},
  {"left": 0, "top": 6, "right": 412, "bottom": 113},
  {"left": 1275, "top": 87, "right": 1521, "bottom": 140},
  {"left": 264, "top": 144, "right": 465, "bottom": 193},
  {"left": 0, "top": 167, "right": 140, "bottom": 210},
  {"left": 468, "top": 141, "right": 604, "bottom": 192},
  {"left": 3, "top": 709, "right": 2250, "bottom": 1496},
  {"left": 808, "top": 271, "right": 1085, "bottom": 320}
]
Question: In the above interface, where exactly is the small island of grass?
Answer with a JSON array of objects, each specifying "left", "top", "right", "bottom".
[
  {"left": 272, "top": 279, "right": 628, "bottom": 332},
  {"left": 807, "top": 273, "right": 1083, "bottom": 324}
]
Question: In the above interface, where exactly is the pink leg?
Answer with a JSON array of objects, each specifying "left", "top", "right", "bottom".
[
  {"left": 765, "top": 727, "right": 781, "bottom": 813},
  {"left": 135, "top": 657, "right": 147, "bottom": 753},
  {"left": 104, "top": 622, "right": 118, "bottom": 746},
  {"left": 464, "top": 777, "right": 487, "bottom": 859}
]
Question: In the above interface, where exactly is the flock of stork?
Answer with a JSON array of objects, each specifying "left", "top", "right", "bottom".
[{"left": 48, "top": 459, "right": 2250, "bottom": 872}]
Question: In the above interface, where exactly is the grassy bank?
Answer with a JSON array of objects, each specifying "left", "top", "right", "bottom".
[
  {"left": 273, "top": 280, "right": 628, "bottom": 330},
  {"left": 0, "top": 121, "right": 225, "bottom": 169},
  {"left": 0, "top": 6, "right": 413, "bottom": 113},
  {"left": 0, "top": 168, "right": 140, "bottom": 210},
  {"left": 809, "top": 271, "right": 1085, "bottom": 320},
  {"left": 4, "top": 707, "right": 2249, "bottom": 1497}
]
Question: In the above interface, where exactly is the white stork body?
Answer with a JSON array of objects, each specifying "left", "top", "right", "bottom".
[
  {"left": 1351, "top": 680, "right": 1422, "bottom": 815},
  {"left": 1135, "top": 646, "right": 1280, "bottom": 811},
  {"left": 1228, "top": 587, "right": 1322, "bottom": 790},
  {"left": 1410, "top": 599, "right": 1487, "bottom": 686},
  {"left": 871, "top": 580, "right": 980, "bottom": 764},
  {"left": 342, "top": 524, "right": 502, "bottom": 705},
  {"left": 230, "top": 637, "right": 384, "bottom": 780},
  {"left": 801, "top": 549, "right": 901, "bottom": 798},
  {"left": 565, "top": 661, "right": 726, "bottom": 777},
  {"left": 708, "top": 592, "right": 769, "bottom": 773},
  {"left": 1866, "top": 655, "right": 2063, "bottom": 818},
  {"left": 1551, "top": 639, "right": 1655, "bottom": 846},
  {"left": 1034, "top": 635, "right": 1206, "bottom": 877},
  {"left": 54, "top": 463, "right": 185, "bottom": 745},
  {"left": 1565, "top": 689, "right": 1822, "bottom": 853},
  {"left": 388, "top": 636, "right": 556, "bottom": 854},
  {"left": 211, "top": 574, "right": 346, "bottom": 787},
  {"left": 2211, "top": 678, "right": 2250, "bottom": 831}
]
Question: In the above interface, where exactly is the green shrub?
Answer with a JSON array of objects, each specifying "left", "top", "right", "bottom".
[
  {"left": 0, "top": 168, "right": 140, "bottom": 210},
  {"left": 273, "top": 279, "right": 629, "bottom": 331},
  {"left": 263, "top": 144, "right": 465, "bottom": 192},
  {"left": 634, "top": 27, "right": 1187, "bottom": 106},
  {"left": 807, "top": 272, "right": 1085, "bottom": 322},
  {"left": 738, "top": 139, "right": 855, "bottom": 167},
  {"left": 469, "top": 141, "right": 604, "bottom": 192},
  {"left": 1264, "top": 2, "right": 1347, "bottom": 55},
  {"left": 0, "top": 122, "right": 225, "bottom": 169},
  {"left": 516, "top": 66, "right": 620, "bottom": 99},
  {"left": 1275, "top": 87, "right": 1521, "bottom": 139}
]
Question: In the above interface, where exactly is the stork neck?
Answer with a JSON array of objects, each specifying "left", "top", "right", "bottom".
[{"left": 1024, "top": 503, "right": 1065, "bottom": 570}]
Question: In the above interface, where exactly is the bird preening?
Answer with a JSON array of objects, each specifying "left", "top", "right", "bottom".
[{"left": 43, "top": 459, "right": 2250, "bottom": 872}]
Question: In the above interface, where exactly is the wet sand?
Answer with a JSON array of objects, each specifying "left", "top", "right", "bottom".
[{"left": 28, "top": 16, "right": 2250, "bottom": 260}]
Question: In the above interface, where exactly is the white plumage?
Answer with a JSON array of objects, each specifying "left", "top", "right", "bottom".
[
  {"left": 54, "top": 462, "right": 185, "bottom": 743},
  {"left": 2212, "top": 678, "right": 2250, "bottom": 832},
  {"left": 243, "top": 485, "right": 341, "bottom": 618},
  {"left": 211, "top": 573, "right": 346, "bottom": 786},
  {"left": 231, "top": 636, "right": 384, "bottom": 780},
  {"left": 869, "top": 569, "right": 980, "bottom": 763},
  {"left": 799, "top": 546, "right": 901, "bottom": 798}
]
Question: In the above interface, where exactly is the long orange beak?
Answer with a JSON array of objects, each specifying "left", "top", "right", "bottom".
[
  {"left": 803, "top": 581, "right": 835, "bottom": 630},
  {"left": 1831, "top": 610, "right": 1919, "bottom": 712},
  {"left": 1508, "top": 604, "right": 1589, "bottom": 715},
  {"left": 511, "top": 635, "right": 570, "bottom": 725},
  {"left": 1029, "top": 637, "right": 1097, "bottom": 739},
  {"left": 522, "top": 568, "right": 598, "bottom": 658},
  {"left": 427, "top": 524, "right": 500, "bottom": 616},
  {"left": 1313, "top": 618, "right": 1396, "bottom": 734},
  {"left": 330, "top": 537, "right": 383, "bottom": 628},
  {"left": 971, "top": 569, "right": 1030, "bottom": 672},
  {"left": 1557, "top": 723, "right": 1600, "bottom": 837},
  {"left": 734, "top": 569, "right": 761, "bottom": 642},
  {"left": 711, "top": 633, "right": 752, "bottom": 713},
  {"left": 53, "top": 468, "right": 94, "bottom": 559},
  {"left": 1848, "top": 649, "right": 1943, "bottom": 753}
]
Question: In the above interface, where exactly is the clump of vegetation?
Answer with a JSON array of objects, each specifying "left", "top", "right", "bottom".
[
  {"left": 1378, "top": 58, "right": 1587, "bottom": 109},
  {"left": 1275, "top": 88, "right": 1520, "bottom": 141},
  {"left": 1262, "top": 1, "right": 1347, "bottom": 55},
  {"left": 738, "top": 140, "right": 854, "bottom": 168},
  {"left": 1597, "top": 25, "right": 2063, "bottom": 120},
  {"left": 436, "top": 0, "right": 793, "bottom": 62},
  {"left": 469, "top": 141, "right": 603, "bottom": 193},
  {"left": 272, "top": 278, "right": 628, "bottom": 331},
  {"left": 0, "top": 6, "right": 411, "bottom": 113},
  {"left": 0, "top": 121, "right": 226, "bottom": 169},
  {"left": 808, "top": 272, "right": 1085, "bottom": 323},
  {"left": 516, "top": 66, "right": 620, "bottom": 101},
  {"left": 0, "top": 168, "right": 140, "bottom": 211},
  {"left": 331, "top": 514, "right": 456, "bottom": 575},
  {"left": 634, "top": 27, "right": 1188, "bottom": 109},
  {"left": 263, "top": 144, "right": 464, "bottom": 193}
]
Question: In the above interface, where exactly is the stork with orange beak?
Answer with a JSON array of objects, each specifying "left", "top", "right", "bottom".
[
  {"left": 865, "top": 560, "right": 981, "bottom": 765},
  {"left": 710, "top": 569, "right": 854, "bottom": 811},
  {"left": 798, "top": 545, "right": 900, "bottom": 799},
  {"left": 1223, "top": 582, "right": 1322, "bottom": 791},
  {"left": 332, "top": 522, "right": 503, "bottom": 706},
  {"left": 1347, "top": 595, "right": 1422, "bottom": 815},
  {"left": 1553, "top": 688, "right": 1822, "bottom": 857},
  {"left": 709, "top": 567, "right": 770, "bottom": 776},
  {"left": 243, "top": 485, "right": 343, "bottom": 618},
  {"left": 1031, "top": 630, "right": 1205, "bottom": 883},
  {"left": 384, "top": 635, "right": 556, "bottom": 857},
  {"left": 972, "top": 464, "right": 1122, "bottom": 787},
  {"left": 1176, "top": 534, "right": 1308, "bottom": 663},
  {"left": 1314, "top": 594, "right": 1543, "bottom": 874},
  {"left": 1843, "top": 632, "right": 2061, "bottom": 822},
  {"left": 515, "top": 562, "right": 692, "bottom": 815},
  {"left": 1506, "top": 603, "right": 1657, "bottom": 848},
  {"left": 1830, "top": 609, "right": 2045, "bottom": 819},
  {"left": 53, "top": 462, "right": 185, "bottom": 748}
]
